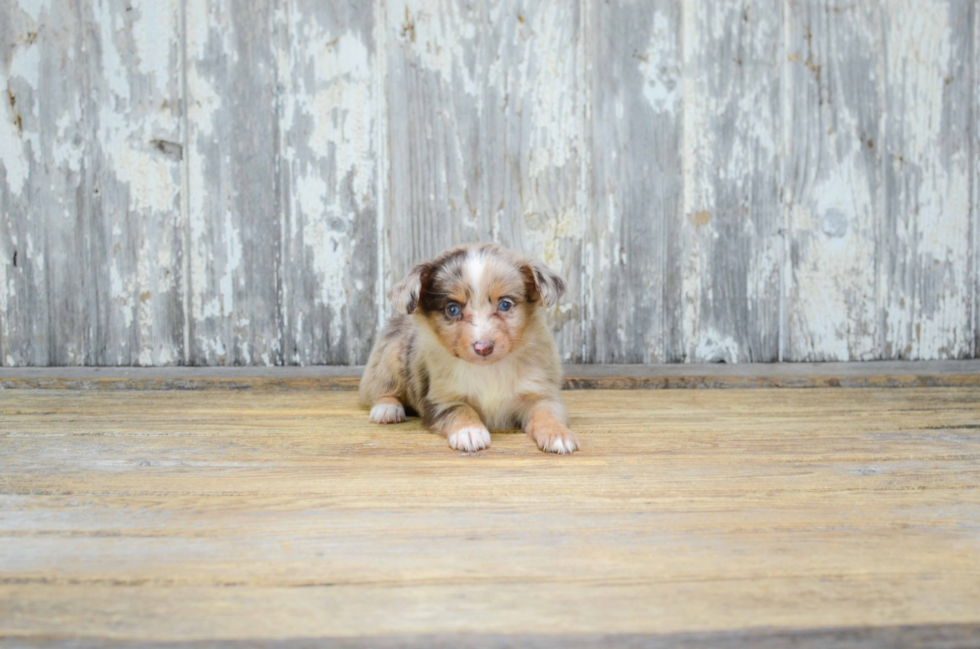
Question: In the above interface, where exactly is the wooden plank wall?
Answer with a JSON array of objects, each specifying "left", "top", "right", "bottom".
[{"left": 1, "top": 0, "right": 977, "bottom": 366}]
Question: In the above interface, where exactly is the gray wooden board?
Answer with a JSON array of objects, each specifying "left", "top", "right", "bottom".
[
  {"left": 1, "top": 360, "right": 977, "bottom": 391},
  {"left": 2, "top": 1, "right": 93, "bottom": 366},
  {"left": 679, "top": 0, "right": 783, "bottom": 363},
  {"left": 588, "top": 0, "right": 682, "bottom": 363},
  {"left": 1, "top": 0, "right": 978, "bottom": 366},
  {"left": 93, "top": 0, "right": 187, "bottom": 366},
  {"left": 782, "top": 0, "right": 881, "bottom": 361},
  {"left": 2, "top": 0, "right": 188, "bottom": 366},
  {"left": 880, "top": 0, "right": 974, "bottom": 360},
  {"left": 184, "top": 0, "right": 282, "bottom": 365},
  {"left": 276, "top": 0, "right": 379, "bottom": 365},
  {"left": 975, "top": 0, "right": 979, "bottom": 363}
]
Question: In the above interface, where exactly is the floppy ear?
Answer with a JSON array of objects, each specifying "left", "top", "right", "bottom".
[
  {"left": 524, "top": 259, "right": 566, "bottom": 307},
  {"left": 388, "top": 264, "right": 430, "bottom": 314}
]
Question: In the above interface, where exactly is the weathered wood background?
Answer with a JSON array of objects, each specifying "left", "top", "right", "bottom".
[{"left": 1, "top": 0, "right": 977, "bottom": 366}]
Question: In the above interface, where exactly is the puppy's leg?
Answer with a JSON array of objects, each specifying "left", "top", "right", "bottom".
[
  {"left": 523, "top": 399, "right": 579, "bottom": 455},
  {"left": 428, "top": 403, "right": 492, "bottom": 452},
  {"left": 360, "top": 316, "right": 412, "bottom": 424},
  {"left": 369, "top": 395, "right": 407, "bottom": 424}
]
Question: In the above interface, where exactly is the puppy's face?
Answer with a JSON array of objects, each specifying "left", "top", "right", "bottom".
[{"left": 388, "top": 244, "right": 565, "bottom": 365}]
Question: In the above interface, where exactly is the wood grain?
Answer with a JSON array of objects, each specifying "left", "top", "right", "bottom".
[
  {"left": 0, "top": 0, "right": 188, "bottom": 366},
  {"left": 1, "top": 387, "right": 979, "bottom": 644},
  {"left": 680, "top": 0, "right": 783, "bottom": 363},
  {"left": 277, "top": 0, "right": 379, "bottom": 366},
  {"left": 2, "top": 0, "right": 979, "bottom": 366},
  {"left": 1, "top": 1, "right": 98, "bottom": 365},
  {"left": 588, "top": 0, "right": 682, "bottom": 363},
  {"left": 880, "top": 0, "right": 974, "bottom": 360},
  {"left": 184, "top": 0, "right": 282, "bottom": 365},
  {"left": 89, "top": 0, "right": 187, "bottom": 367},
  {"left": 975, "top": 1, "right": 979, "bottom": 362},
  {"left": 783, "top": 0, "right": 880, "bottom": 361},
  {"left": 1, "top": 360, "right": 979, "bottom": 390}
]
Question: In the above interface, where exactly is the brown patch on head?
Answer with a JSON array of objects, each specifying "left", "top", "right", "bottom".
[
  {"left": 388, "top": 264, "right": 428, "bottom": 314},
  {"left": 406, "top": 244, "right": 543, "bottom": 364},
  {"left": 418, "top": 247, "right": 469, "bottom": 313},
  {"left": 520, "top": 258, "right": 566, "bottom": 307}
]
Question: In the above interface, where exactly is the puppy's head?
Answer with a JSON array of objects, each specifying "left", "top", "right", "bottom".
[{"left": 388, "top": 243, "right": 565, "bottom": 364}]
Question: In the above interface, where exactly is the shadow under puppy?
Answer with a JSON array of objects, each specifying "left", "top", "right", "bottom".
[{"left": 360, "top": 243, "right": 579, "bottom": 454}]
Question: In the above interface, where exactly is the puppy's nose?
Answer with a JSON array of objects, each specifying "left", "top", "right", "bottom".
[{"left": 473, "top": 341, "right": 494, "bottom": 357}]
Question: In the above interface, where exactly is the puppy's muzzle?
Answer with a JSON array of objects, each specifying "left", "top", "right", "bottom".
[{"left": 473, "top": 341, "right": 494, "bottom": 357}]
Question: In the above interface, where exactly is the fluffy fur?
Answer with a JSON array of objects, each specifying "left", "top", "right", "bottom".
[{"left": 359, "top": 243, "right": 579, "bottom": 454}]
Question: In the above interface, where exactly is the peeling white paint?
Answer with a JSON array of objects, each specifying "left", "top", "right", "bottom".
[
  {"left": 185, "top": 0, "right": 223, "bottom": 140},
  {"left": 638, "top": 10, "right": 680, "bottom": 114},
  {"left": 680, "top": 0, "right": 782, "bottom": 362},
  {"left": 135, "top": 236, "right": 154, "bottom": 364},
  {"left": 0, "top": 241, "right": 8, "bottom": 317},
  {"left": 392, "top": 0, "right": 479, "bottom": 99},
  {"left": 0, "top": 100, "right": 29, "bottom": 198},
  {"left": 882, "top": 0, "right": 972, "bottom": 359},
  {"left": 788, "top": 151, "right": 879, "bottom": 360},
  {"left": 280, "top": 3, "right": 378, "bottom": 362},
  {"left": 300, "top": 32, "right": 373, "bottom": 210},
  {"left": 93, "top": 0, "right": 132, "bottom": 103},
  {"left": 49, "top": 111, "right": 83, "bottom": 174},
  {"left": 98, "top": 106, "right": 176, "bottom": 214},
  {"left": 695, "top": 328, "right": 741, "bottom": 364},
  {"left": 186, "top": 2, "right": 232, "bottom": 333},
  {"left": 511, "top": 5, "right": 578, "bottom": 179},
  {"left": 1, "top": 40, "right": 41, "bottom": 197},
  {"left": 110, "top": 256, "right": 135, "bottom": 329},
  {"left": 87, "top": 0, "right": 183, "bottom": 365},
  {"left": 218, "top": 205, "right": 242, "bottom": 318},
  {"left": 132, "top": 1, "right": 175, "bottom": 88},
  {"left": 17, "top": 0, "right": 52, "bottom": 22},
  {"left": 2, "top": 0, "right": 977, "bottom": 366},
  {"left": 9, "top": 33, "right": 41, "bottom": 88}
]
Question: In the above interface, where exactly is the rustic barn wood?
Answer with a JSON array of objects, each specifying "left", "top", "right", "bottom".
[
  {"left": 588, "top": 0, "right": 681, "bottom": 363},
  {"left": 879, "top": 0, "right": 974, "bottom": 361},
  {"left": 183, "top": 0, "right": 282, "bottom": 366},
  {"left": 1, "top": 0, "right": 978, "bottom": 366},
  {"left": 2, "top": 0, "right": 187, "bottom": 366},
  {"left": 783, "top": 0, "right": 881, "bottom": 361},
  {"left": 2, "top": 386, "right": 979, "bottom": 644},
  {"left": 1, "top": 359, "right": 979, "bottom": 391}
]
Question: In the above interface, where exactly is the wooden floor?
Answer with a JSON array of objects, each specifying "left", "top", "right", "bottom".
[{"left": 2, "top": 386, "right": 980, "bottom": 647}]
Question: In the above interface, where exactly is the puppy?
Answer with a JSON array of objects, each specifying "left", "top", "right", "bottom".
[{"left": 359, "top": 243, "right": 579, "bottom": 454}]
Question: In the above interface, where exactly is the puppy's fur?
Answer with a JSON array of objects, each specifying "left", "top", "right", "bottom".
[{"left": 359, "top": 243, "right": 579, "bottom": 454}]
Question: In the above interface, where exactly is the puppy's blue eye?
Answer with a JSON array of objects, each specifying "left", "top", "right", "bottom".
[
  {"left": 498, "top": 299, "right": 513, "bottom": 312},
  {"left": 446, "top": 304, "right": 461, "bottom": 317}
]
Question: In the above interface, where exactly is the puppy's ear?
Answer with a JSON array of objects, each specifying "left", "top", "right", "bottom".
[
  {"left": 523, "top": 259, "right": 566, "bottom": 307},
  {"left": 388, "top": 264, "right": 430, "bottom": 314}
]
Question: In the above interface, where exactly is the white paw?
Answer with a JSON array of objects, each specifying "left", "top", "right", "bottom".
[
  {"left": 370, "top": 403, "right": 406, "bottom": 424},
  {"left": 448, "top": 426, "right": 492, "bottom": 452},
  {"left": 538, "top": 431, "right": 579, "bottom": 455}
]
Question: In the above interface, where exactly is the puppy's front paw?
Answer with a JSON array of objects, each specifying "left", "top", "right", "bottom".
[
  {"left": 370, "top": 402, "right": 406, "bottom": 424},
  {"left": 448, "top": 426, "right": 492, "bottom": 452},
  {"left": 531, "top": 423, "right": 579, "bottom": 455}
]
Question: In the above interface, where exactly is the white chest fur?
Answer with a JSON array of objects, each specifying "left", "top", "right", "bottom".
[{"left": 425, "top": 352, "right": 549, "bottom": 430}]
